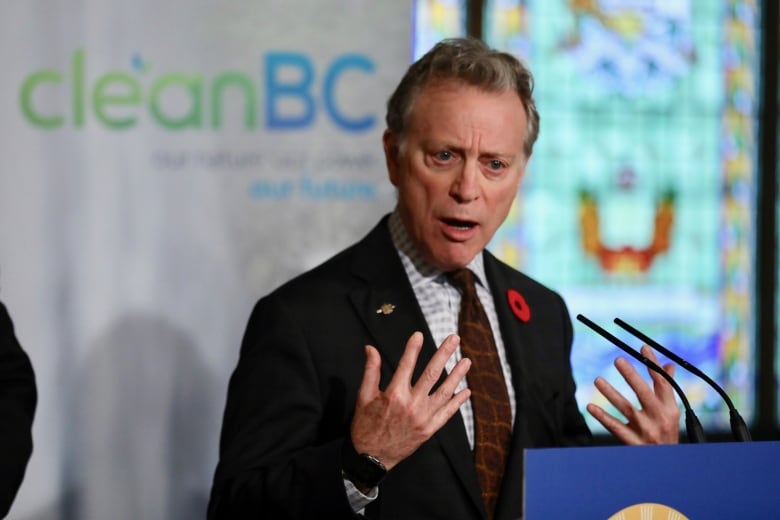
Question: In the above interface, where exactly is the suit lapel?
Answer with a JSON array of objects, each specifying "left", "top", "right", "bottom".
[
  {"left": 347, "top": 219, "right": 484, "bottom": 516},
  {"left": 346, "top": 219, "right": 433, "bottom": 381}
]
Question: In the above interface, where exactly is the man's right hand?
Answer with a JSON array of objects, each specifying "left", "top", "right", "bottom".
[{"left": 349, "top": 331, "right": 471, "bottom": 471}]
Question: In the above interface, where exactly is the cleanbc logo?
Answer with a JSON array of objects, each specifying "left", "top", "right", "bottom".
[{"left": 19, "top": 49, "right": 376, "bottom": 132}]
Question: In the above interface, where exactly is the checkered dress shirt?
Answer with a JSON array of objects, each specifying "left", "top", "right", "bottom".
[{"left": 388, "top": 210, "right": 517, "bottom": 447}]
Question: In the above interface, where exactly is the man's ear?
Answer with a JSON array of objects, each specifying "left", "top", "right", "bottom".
[{"left": 382, "top": 129, "right": 401, "bottom": 187}]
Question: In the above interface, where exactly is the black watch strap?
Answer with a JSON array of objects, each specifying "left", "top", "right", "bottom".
[{"left": 340, "top": 435, "right": 387, "bottom": 491}]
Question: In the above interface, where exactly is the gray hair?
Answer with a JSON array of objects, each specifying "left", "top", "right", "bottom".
[{"left": 385, "top": 37, "right": 540, "bottom": 158}]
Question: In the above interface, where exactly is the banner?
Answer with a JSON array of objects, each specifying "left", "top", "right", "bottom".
[{"left": 0, "top": 1, "right": 411, "bottom": 518}]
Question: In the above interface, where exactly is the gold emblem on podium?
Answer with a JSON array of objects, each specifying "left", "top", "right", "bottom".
[{"left": 608, "top": 503, "right": 689, "bottom": 520}]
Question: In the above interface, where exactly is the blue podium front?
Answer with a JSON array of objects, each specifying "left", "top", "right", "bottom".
[{"left": 524, "top": 441, "right": 780, "bottom": 519}]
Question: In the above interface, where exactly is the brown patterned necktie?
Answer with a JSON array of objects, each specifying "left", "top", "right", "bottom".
[{"left": 448, "top": 268, "right": 512, "bottom": 520}]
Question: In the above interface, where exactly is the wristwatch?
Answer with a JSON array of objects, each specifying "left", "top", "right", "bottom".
[{"left": 340, "top": 436, "right": 387, "bottom": 491}]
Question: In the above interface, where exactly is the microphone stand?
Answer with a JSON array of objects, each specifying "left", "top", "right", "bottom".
[
  {"left": 577, "top": 314, "right": 706, "bottom": 443},
  {"left": 614, "top": 318, "right": 751, "bottom": 442}
]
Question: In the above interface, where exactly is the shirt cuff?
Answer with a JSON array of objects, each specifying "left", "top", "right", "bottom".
[{"left": 343, "top": 478, "right": 378, "bottom": 513}]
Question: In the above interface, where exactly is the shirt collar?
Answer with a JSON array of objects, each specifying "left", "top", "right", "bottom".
[{"left": 387, "top": 209, "right": 488, "bottom": 288}]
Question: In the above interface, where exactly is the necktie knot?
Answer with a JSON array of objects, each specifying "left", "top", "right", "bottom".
[{"left": 447, "top": 268, "right": 478, "bottom": 299}]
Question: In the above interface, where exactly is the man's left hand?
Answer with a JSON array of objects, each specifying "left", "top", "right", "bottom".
[{"left": 587, "top": 345, "right": 680, "bottom": 445}]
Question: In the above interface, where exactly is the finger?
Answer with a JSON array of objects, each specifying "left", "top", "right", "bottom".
[
  {"left": 390, "top": 331, "right": 425, "bottom": 390},
  {"left": 663, "top": 362, "right": 676, "bottom": 382},
  {"left": 431, "top": 388, "right": 471, "bottom": 429},
  {"left": 594, "top": 372, "right": 637, "bottom": 420},
  {"left": 613, "top": 357, "right": 657, "bottom": 411},
  {"left": 641, "top": 344, "right": 660, "bottom": 365},
  {"left": 586, "top": 403, "right": 641, "bottom": 445},
  {"left": 639, "top": 345, "right": 676, "bottom": 403},
  {"left": 356, "top": 345, "right": 382, "bottom": 405},
  {"left": 640, "top": 345, "right": 671, "bottom": 385},
  {"left": 413, "top": 334, "right": 461, "bottom": 396},
  {"left": 432, "top": 357, "right": 471, "bottom": 401}
]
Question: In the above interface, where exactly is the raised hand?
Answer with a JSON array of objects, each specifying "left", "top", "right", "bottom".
[
  {"left": 350, "top": 331, "right": 471, "bottom": 470},
  {"left": 587, "top": 345, "right": 680, "bottom": 445}
]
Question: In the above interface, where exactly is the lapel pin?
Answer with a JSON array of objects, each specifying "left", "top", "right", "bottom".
[
  {"left": 376, "top": 303, "right": 396, "bottom": 315},
  {"left": 507, "top": 289, "right": 530, "bottom": 322}
]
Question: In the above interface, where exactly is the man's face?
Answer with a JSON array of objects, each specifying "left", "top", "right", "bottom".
[{"left": 383, "top": 81, "right": 529, "bottom": 271}]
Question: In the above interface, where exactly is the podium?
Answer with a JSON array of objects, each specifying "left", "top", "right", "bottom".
[{"left": 523, "top": 441, "right": 780, "bottom": 519}]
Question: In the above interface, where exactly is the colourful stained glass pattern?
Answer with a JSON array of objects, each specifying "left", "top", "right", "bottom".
[
  {"left": 413, "top": 0, "right": 468, "bottom": 60},
  {"left": 483, "top": 0, "right": 760, "bottom": 432},
  {"left": 484, "top": 0, "right": 531, "bottom": 59}
]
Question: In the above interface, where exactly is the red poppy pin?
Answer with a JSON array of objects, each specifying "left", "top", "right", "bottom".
[{"left": 506, "top": 289, "right": 530, "bottom": 322}]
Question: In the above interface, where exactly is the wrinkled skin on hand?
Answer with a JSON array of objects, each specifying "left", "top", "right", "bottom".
[
  {"left": 588, "top": 345, "right": 680, "bottom": 445},
  {"left": 350, "top": 331, "right": 472, "bottom": 470}
]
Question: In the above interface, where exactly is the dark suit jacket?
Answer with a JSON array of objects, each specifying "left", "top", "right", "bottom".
[
  {"left": 0, "top": 301, "right": 36, "bottom": 519},
  {"left": 208, "top": 216, "right": 591, "bottom": 519}
]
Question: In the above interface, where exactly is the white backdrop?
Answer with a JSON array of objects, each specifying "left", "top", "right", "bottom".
[{"left": 0, "top": 1, "right": 410, "bottom": 518}]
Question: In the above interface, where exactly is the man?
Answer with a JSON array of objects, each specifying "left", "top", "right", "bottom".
[
  {"left": 0, "top": 300, "right": 37, "bottom": 518},
  {"left": 208, "top": 38, "right": 679, "bottom": 519}
]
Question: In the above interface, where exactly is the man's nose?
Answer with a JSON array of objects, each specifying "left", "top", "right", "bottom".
[{"left": 449, "top": 161, "right": 480, "bottom": 202}]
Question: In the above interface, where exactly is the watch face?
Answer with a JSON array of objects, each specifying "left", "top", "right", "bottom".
[
  {"left": 353, "top": 453, "right": 386, "bottom": 488},
  {"left": 341, "top": 437, "right": 386, "bottom": 489}
]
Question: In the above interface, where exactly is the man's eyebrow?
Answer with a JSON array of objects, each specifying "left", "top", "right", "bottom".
[
  {"left": 420, "top": 140, "right": 462, "bottom": 153},
  {"left": 478, "top": 149, "right": 517, "bottom": 159}
]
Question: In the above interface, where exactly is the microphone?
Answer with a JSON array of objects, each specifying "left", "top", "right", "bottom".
[
  {"left": 613, "top": 317, "right": 751, "bottom": 442},
  {"left": 576, "top": 314, "right": 706, "bottom": 443}
]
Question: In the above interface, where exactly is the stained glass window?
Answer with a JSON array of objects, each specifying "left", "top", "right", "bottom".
[{"left": 485, "top": 0, "right": 761, "bottom": 432}]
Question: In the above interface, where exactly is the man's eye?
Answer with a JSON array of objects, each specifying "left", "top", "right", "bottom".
[
  {"left": 435, "top": 151, "right": 453, "bottom": 161},
  {"left": 489, "top": 159, "right": 504, "bottom": 170}
]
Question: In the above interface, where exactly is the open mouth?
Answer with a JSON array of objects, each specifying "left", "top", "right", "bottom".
[{"left": 442, "top": 218, "right": 477, "bottom": 230}]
